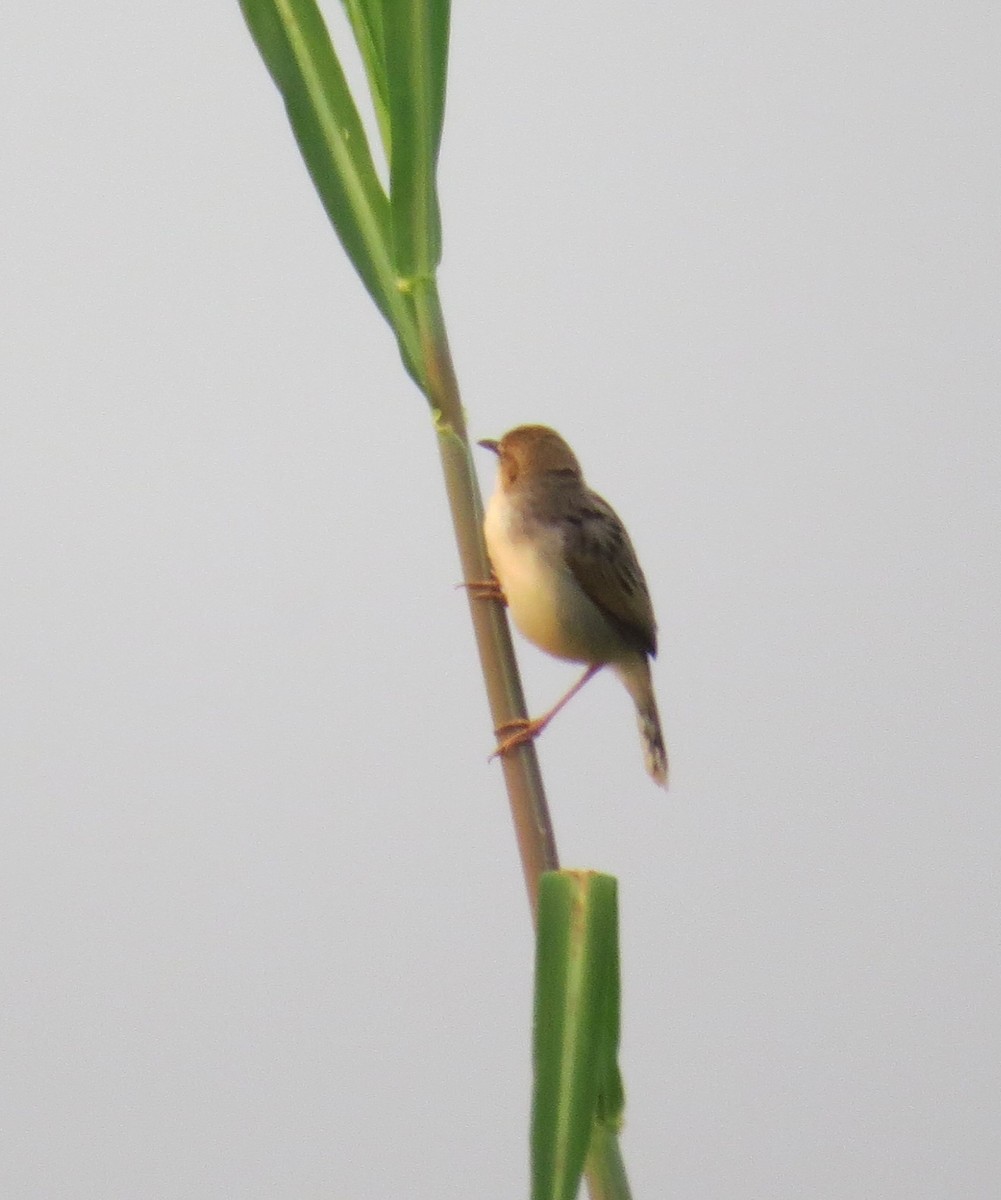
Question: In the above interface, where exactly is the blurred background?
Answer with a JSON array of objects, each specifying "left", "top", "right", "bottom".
[{"left": 2, "top": 3, "right": 999, "bottom": 1196}]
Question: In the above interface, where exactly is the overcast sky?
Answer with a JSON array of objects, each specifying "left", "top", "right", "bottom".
[{"left": 2, "top": 3, "right": 999, "bottom": 1197}]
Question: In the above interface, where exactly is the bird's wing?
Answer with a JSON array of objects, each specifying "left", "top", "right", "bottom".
[{"left": 563, "top": 490, "right": 658, "bottom": 657}]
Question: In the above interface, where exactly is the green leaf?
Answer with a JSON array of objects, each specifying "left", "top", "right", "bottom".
[
  {"left": 532, "top": 872, "right": 623, "bottom": 1200},
  {"left": 340, "top": 0, "right": 392, "bottom": 164},
  {"left": 382, "top": 0, "right": 451, "bottom": 279},
  {"left": 240, "top": 0, "right": 422, "bottom": 378}
]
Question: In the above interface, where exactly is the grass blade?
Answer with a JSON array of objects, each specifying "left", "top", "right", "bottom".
[
  {"left": 340, "top": 0, "right": 392, "bottom": 163},
  {"left": 532, "top": 872, "right": 623, "bottom": 1200},
  {"left": 382, "top": 0, "right": 450, "bottom": 278},
  {"left": 240, "top": 0, "right": 422, "bottom": 377}
]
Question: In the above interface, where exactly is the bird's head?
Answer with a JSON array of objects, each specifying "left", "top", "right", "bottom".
[{"left": 478, "top": 425, "right": 582, "bottom": 489}]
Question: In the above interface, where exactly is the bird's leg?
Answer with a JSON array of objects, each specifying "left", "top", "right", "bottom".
[
  {"left": 457, "top": 576, "right": 506, "bottom": 604},
  {"left": 491, "top": 664, "right": 603, "bottom": 759}
]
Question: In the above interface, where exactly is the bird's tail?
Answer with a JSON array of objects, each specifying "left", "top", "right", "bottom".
[{"left": 615, "top": 656, "right": 669, "bottom": 788}]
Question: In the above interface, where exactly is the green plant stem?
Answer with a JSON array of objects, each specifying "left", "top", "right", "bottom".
[{"left": 409, "top": 276, "right": 559, "bottom": 912}]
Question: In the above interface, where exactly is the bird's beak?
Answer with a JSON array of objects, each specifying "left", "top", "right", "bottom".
[{"left": 477, "top": 438, "right": 500, "bottom": 454}]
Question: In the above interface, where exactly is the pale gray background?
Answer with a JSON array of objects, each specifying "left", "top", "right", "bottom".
[{"left": 2, "top": 3, "right": 999, "bottom": 1197}]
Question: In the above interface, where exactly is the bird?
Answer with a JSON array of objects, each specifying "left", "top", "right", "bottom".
[{"left": 477, "top": 424, "right": 667, "bottom": 787}]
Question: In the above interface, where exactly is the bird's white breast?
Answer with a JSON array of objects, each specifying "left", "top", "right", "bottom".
[{"left": 483, "top": 486, "right": 587, "bottom": 662}]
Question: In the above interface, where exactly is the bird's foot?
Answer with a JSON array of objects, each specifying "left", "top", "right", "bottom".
[
  {"left": 457, "top": 578, "right": 507, "bottom": 604},
  {"left": 489, "top": 717, "right": 546, "bottom": 761}
]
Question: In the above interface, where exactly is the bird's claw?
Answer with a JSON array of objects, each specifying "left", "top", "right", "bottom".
[
  {"left": 488, "top": 717, "right": 542, "bottom": 761},
  {"left": 457, "top": 578, "right": 507, "bottom": 604}
]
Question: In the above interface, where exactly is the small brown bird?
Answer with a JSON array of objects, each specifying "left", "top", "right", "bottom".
[{"left": 478, "top": 425, "right": 668, "bottom": 786}]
